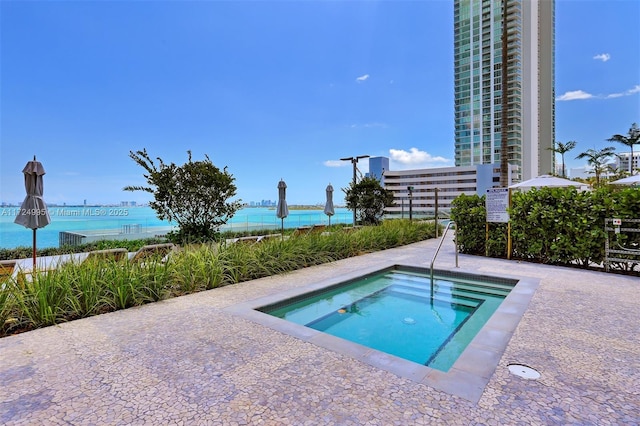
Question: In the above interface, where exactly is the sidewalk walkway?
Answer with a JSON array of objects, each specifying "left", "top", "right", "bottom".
[{"left": 0, "top": 236, "right": 638, "bottom": 424}]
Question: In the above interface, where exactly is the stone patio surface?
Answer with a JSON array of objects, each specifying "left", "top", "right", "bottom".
[{"left": 0, "top": 236, "right": 638, "bottom": 425}]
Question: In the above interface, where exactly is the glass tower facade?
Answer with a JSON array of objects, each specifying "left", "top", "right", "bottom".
[
  {"left": 367, "top": 156, "right": 390, "bottom": 184},
  {"left": 454, "top": 0, "right": 555, "bottom": 181}
]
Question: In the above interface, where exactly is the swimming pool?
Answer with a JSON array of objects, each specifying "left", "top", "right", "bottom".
[
  {"left": 258, "top": 266, "right": 516, "bottom": 372},
  {"left": 226, "top": 264, "right": 538, "bottom": 402}
]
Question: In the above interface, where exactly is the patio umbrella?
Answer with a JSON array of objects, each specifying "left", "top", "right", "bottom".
[
  {"left": 323, "top": 183, "right": 335, "bottom": 226},
  {"left": 610, "top": 175, "right": 640, "bottom": 186},
  {"left": 276, "top": 179, "right": 289, "bottom": 236},
  {"left": 509, "top": 174, "right": 588, "bottom": 190},
  {"left": 14, "top": 156, "right": 51, "bottom": 267}
]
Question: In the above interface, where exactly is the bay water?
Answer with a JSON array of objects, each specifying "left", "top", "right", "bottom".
[{"left": 0, "top": 206, "right": 351, "bottom": 249}]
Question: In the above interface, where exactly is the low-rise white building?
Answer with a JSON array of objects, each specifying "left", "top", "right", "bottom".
[
  {"left": 614, "top": 152, "right": 640, "bottom": 174},
  {"left": 383, "top": 163, "right": 517, "bottom": 216}
]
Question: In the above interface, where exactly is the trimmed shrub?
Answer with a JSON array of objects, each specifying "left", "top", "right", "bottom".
[{"left": 451, "top": 186, "right": 640, "bottom": 272}]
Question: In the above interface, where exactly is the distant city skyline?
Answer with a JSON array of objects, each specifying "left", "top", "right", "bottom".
[{"left": 1, "top": 1, "right": 638, "bottom": 205}]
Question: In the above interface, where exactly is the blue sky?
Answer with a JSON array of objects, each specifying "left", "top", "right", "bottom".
[{"left": 1, "top": 0, "right": 638, "bottom": 206}]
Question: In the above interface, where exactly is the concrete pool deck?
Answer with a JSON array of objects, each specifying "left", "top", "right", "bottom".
[{"left": 1, "top": 235, "right": 638, "bottom": 424}]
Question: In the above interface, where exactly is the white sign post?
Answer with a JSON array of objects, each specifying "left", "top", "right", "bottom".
[
  {"left": 486, "top": 188, "right": 509, "bottom": 223},
  {"left": 485, "top": 188, "right": 511, "bottom": 259}
]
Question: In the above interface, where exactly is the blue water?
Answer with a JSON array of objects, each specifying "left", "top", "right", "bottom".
[
  {"left": 262, "top": 269, "right": 512, "bottom": 371},
  {"left": 0, "top": 206, "right": 351, "bottom": 249},
  {"left": 308, "top": 290, "right": 474, "bottom": 366}
]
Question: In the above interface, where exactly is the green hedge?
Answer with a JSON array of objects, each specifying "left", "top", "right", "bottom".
[{"left": 451, "top": 187, "right": 640, "bottom": 272}]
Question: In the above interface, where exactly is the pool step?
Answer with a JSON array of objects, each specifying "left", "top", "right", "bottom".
[
  {"left": 386, "top": 272, "right": 516, "bottom": 293},
  {"left": 436, "top": 277, "right": 515, "bottom": 293},
  {"left": 435, "top": 281, "right": 511, "bottom": 298},
  {"left": 387, "top": 285, "right": 480, "bottom": 309},
  {"left": 387, "top": 276, "right": 512, "bottom": 299}
]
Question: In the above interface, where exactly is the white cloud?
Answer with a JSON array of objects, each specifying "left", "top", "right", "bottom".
[
  {"left": 558, "top": 85, "right": 639, "bottom": 101},
  {"left": 323, "top": 160, "right": 348, "bottom": 168},
  {"left": 350, "top": 122, "right": 387, "bottom": 129},
  {"left": 355, "top": 74, "right": 369, "bottom": 83},
  {"left": 556, "top": 90, "right": 594, "bottom": 101},
  {"left": 389, "top": 148, "right": 451, "bottom": 169},
  {"left": 604, "top": 84, "right": 640, "bottom": 99},
  {"left": 593, "top": 53, "right": 610, "bottom": 62}
]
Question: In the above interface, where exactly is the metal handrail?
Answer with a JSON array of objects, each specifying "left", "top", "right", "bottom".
[{"left": 430, "top": 221, "right": 458, "bottom": 299}]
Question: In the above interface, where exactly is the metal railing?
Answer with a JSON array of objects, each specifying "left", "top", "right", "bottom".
[
  {"left": 604, "top": 218, "right": 640, "bottom": 272},
  {"left": 430, "top": 221, "right": 458, "bottom": 299}
]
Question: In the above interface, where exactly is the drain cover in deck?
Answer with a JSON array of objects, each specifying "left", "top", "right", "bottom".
[{"left": 508, "top": 364, "right": 540, "bottom": 380}]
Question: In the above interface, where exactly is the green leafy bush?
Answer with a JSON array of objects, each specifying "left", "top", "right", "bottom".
[
  {"left": 450, "top": 187, "right": 640, "bottom": 272},
  {"left": 450, "top": 194, "right": 490, "bottom": 255}
]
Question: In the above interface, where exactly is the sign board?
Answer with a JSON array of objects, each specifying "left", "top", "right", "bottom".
[{"left": 486, "top": 188, "right": 510, "bottom": 223}]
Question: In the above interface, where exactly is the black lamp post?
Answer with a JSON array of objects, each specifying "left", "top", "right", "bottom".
[
  {"left": 341, "top": 155, "right": 370, "bottom": 225},
  {"left": 407, "top": 186, "right": 414, "bottom": 221},
  {"left": 434, "top": 187, "right": 439, "bottom": 237}
]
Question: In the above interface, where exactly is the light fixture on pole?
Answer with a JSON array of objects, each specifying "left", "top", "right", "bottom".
[
  {"left": 340, "top": 155, "right": 370, "bottom": 226},
  {"left": 434, "top": 187, "right": 439, "bottom": 237},
  {"left": 407, "top": 186, "right": 414, "bottom": 221}
]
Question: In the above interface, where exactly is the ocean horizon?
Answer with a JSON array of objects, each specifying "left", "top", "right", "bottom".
[{"left": 0, "top": 206, "right": 351, "bottom": 249}]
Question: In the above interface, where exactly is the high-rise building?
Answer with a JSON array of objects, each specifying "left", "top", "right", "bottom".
[
  {"left": 453, "top": 0, "right": 555, "bottom": 181},
  {"left": 366, "top": 157, "right": 390, "bottom": 184}
]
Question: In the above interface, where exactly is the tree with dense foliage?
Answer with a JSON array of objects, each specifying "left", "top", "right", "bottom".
[
  {"left": 575, "top": 146, "right": 616, "bottom": 188},
  {"left": 343, "top": 177, "right": 394, "bottom": 225},
  {"left": 124, "top": 149, "right": 242, "bottom": 242},
  {"left": 607, "top": 123, "right": 640, "bottom": 175},
  {"left": 547, "top": 140, "right": 577, "bottom": 178}
]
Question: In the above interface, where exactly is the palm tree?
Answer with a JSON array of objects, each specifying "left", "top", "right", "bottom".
[
  {"left": 607, "top": 123, "right": 640, "bottom": 175},
  {"left": 547, "top": 140, "right": 577, "bottom": 178},
  {"left": 606, "top": 163, "right": 628, "bottom": 181},
  {"left": 575, "top": 147, "right": 616, "bottom": 188}
]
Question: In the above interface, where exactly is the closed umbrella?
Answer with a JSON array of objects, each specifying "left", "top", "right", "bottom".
[
  {"left": 276, "top": 179, "right": 289, "bottom": 236},
  {"left": 324, "top": 183, "right": 335, "bottom": 226},
  {"left": 14, "top": 156, "right": 51, "bottom": 267}
]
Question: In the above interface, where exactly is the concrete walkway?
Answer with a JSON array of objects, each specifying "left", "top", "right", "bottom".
[{"left": 0, "top": 236, "right": 638, "bottom": 425}]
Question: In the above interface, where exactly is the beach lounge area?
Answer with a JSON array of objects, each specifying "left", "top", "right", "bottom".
[{"left": 0, "top": 234, "right": 638, "bottom": 424}]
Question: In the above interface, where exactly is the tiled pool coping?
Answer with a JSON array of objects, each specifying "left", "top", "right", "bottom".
[{"left": 224, "top": 263, "right": 540, "bottom": 403}]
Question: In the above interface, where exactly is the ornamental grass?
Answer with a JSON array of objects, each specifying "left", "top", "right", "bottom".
[{"left": 0, "top": 219, "right": 436, "bottom": 337}]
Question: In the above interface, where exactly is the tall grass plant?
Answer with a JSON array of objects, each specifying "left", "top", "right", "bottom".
[{"left": 0, "top": 220, "right": 436, "bottom": 337}]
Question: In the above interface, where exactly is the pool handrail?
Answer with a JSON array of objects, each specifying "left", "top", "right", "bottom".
[{"left": 430, "top": 221, "right": 458, "bottom": 298}]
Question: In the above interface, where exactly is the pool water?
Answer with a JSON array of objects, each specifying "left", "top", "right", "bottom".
[{"left": 259, "top": 268, "right": 515, "bottom": 371}]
